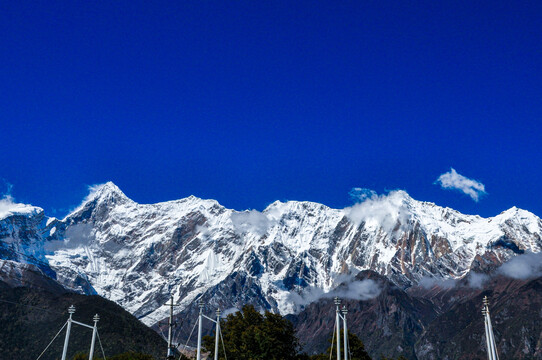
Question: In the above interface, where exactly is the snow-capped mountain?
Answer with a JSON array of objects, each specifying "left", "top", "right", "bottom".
[
  {"left": 0, "top": 199, "right": 53, "bottom": 277},
  {"left": 1, "top": 182, "right": 541, "bottom": 327}
]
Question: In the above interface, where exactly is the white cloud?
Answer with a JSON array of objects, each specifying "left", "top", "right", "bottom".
[
  {"left": 467, "top": 272, "right": 490, "bottom": 289},
  {"left": 222, "top": 307, "right": 240, "bottom": 317},
  {"left": 0, "top": 180, "right": 16, "bottom": 216},
  {"left": 1, "top": 179, "right": 13, "bottom": 196},
  {"left": 498, "top": 252, "right": 542, "bottom": 280},
  {"left": 286, "top": 278, "right": 381, "bottom": 313},
  {"left": 44, "top": 223, "right": 95, "bottom": 252},
  {"left": 0, "top": 195, "right": 17, "bottom": 218},
  {"left": 334, "top": 279, "right": 381, "bottom": 300},
  {"left": 348, "top": 188, "right": 377, "bottom": 202},
  {"left": 231, "top": 210, "right": 275, "bottom": 236},
  {"left": 345, "top": 189, "right": 411, "bottom": 233},
  {"left": 418, "top": 272, "right": 489, "bottom": 289},
  {"left": 0, "top": 183, "right": 40, "bottom": 220},
  {"left": 435, "top": 168, "right": 486, "bottom": 202}
]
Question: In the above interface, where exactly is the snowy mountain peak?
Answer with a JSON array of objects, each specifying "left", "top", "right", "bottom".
[
  {"left": 0, "top": 196, "right": 43, "bottom": 221},
  {"left": 2, "top": 184, "right": 542, "bottom": 326},
  {"left": 263, "top": 199, "right": 332, "bottom": 216},
  {"left": 69, "top": 182, "right": 132, "bottom": 216},
  {"left": 89, "top": 181, "right": 129, "bottom": 202}
]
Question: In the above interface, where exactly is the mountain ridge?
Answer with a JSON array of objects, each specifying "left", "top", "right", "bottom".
[{"left": 1, "top": 182, "right": 541, "bottom": 327}]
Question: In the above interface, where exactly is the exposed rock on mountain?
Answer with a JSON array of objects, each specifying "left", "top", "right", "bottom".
[
  {"left": 42, "top": 183, "right": 542, "bottom": 324},
  {"left": 1, "top": 182, "right": 542, "bottom": 359}
]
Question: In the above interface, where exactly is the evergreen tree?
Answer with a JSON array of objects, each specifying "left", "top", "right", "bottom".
[
  {"left": 346, "top": 331, "right": 372, "bottom": 360},
  {"left": 310, "top": 330, "right": 372, "bottom": 360},
  {"left": 72, "top": 351, "right": 154, "bottom": 360},
  {"left": 203, "top": 304, "right": 301, "bottom": 360}
]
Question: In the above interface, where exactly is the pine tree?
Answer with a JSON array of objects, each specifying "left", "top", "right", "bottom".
[
  {"left": 203, "top": 305, "right": 301, "bottom": 360},
  {"left": 310, "top": 330, "right": 372, "bottom": 360}
]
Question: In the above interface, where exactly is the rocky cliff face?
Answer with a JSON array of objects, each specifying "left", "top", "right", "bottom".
[
  {"left": 411, "top": 275, "right": 542, "bottom": 360},
  {"left": 289, "top": 270, "right": 542, "bottom": 359},
  {"left": 1, "top": 182, "right": 542, "bottom": 358},
  {"left": 41, "top": 183, "right": 542, "bottom": 323},
  {"left": 0, "top": 201, "right": 54, "bottom": 277},
  {"left": 289, "top": 271, "right": 438, "bottom": 359}
]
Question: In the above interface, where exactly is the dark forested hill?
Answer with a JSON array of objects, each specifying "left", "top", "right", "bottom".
[{"left": 0, "top": 279, "right": 167, "bottom": 360}]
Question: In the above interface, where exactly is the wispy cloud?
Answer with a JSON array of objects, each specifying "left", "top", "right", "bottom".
[
  {"left": 286, "top": 278, "right": 381, "bottom": 313},
  {"left": 44, "top": 223, "right": 95, "bottom": 252},
  {"left": 0, "top": 195, "right": 17, "bottom": 217},
  {"left": 346, "top": 189, "right": 411, "bottom": 233},
  {"left": 64, "top": 183, "right": 108, "bottom": 218},
  {"left": 498, "top": 252, "right": 542, "bottom": 280},
  {"left": 0, "top": 181, "right": 36, "bottom": 219},
  {"left": 418, "top": 271, "right": 490, "bottom": 290},
  {"left": 348, "top": 188, "right": 377, "bottom": 202},
  {"left": 1, "top": 179, "right": 13, "bottom": 196},
  {"left": 231, "top": 210, "right": 275, "bottom": 236},
  {"left": 435, "top": 168, "right": 486, "bottom": 202},
  {"left": 467, "top": 272, "right": 490, "bottom": 288}
]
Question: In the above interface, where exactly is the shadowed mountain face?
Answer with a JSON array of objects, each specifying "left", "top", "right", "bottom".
[
  {"left": 412, "top": 275, "right": 542, "bottom": 360},
  {"left": 0, "top": 262, "right": 167, "bottom": 360},
  {"left": 2, "top": 182, "right": 542, "bottom": 359},
  {"left": 287, "top": 271, "right": 542, "bottom": 359},
  {"left": 289, "top": 271, "right": 438, "bottom": 359}
]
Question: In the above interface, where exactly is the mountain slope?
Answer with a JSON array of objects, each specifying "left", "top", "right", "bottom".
[
  {"left": 413, "top": 275, "right": 542, "bottom": 360},
  {"left": 0, "top": 262, "right": 168, "bottom": 360},
  {"left": 2, "top": 182, "right": 542, "bottom": 330},
  {"left": 43, "top": 183, "right": 542, "bottom": 324},
  {"left": 289, "top": 270, "right": 438, "bottom": 359},
  {"left": 288, "top": 271, "right": 542, "bottom": 360}
]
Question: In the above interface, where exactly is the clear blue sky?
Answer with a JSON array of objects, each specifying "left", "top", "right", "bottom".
[{"left": 1, "top": 1, "right": 541, "bottom": 218}]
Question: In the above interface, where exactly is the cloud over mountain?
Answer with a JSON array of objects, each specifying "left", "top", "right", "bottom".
[
  {"left": 435, "top": 168, "right": 486, "bottom": 201},
  {"left": 499, "top": 252, "right": 542, "bottom": 279}
]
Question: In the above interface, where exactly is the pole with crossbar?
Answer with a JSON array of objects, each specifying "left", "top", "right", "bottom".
[
  {"left": 60, "top": 305, "right": 76, "bottom": 360},
  {"left": 89, "top": 314, "right": 100, "bottom": 359}
]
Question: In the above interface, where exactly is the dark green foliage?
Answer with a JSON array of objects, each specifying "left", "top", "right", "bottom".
[
  {"left": 72, "top": 351, "right": 154, "bottom": 359},
  {"left": 309, "top": 331, "right": 372, "bottom": 360},
  {"left": 202, "top": 304, "right": 301, "bottom": 360},
  {"left": 347, "top": 331, "right": 372, "bottom": 360},
  {"left": 107, "top": 351, "right": 155, "bottom": 360}
]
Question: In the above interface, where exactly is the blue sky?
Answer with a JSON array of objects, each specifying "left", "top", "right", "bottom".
[{"left": 1, "top": 1, "right": 541, "bottom": 218}]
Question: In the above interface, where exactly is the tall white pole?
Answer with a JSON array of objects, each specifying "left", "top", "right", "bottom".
[
  {"left": 483, "top": 297, "right": 493, "bottom": 360},
  {"left": 483, "top": 296, "right": 499, "bottom": 360},
  {"left": 483, "top": 308, "right": 492, "bottom": 360},
  {"left": 196, "top": 299, "right": 204, "bottom": 360},
  {"left": 342, "top": 306, "right": 348, "bottom": 360},
  {"left": 334, "top": 297, "right": 341, "bottom": 360},
  {"left": 61, "top": 305, "right": 76, "bottom": 360},
  {"left": 89, "top": 314, "right": 100, "bottom": 360},
  {"left": 214, "top": 309, "right": 221, "bottom": 360},
  {"left": 167, "top": 296, "right": 174, "bottom": 359},
  {"left": 487, "top": 311, "right": 499, "bottom": 360}
]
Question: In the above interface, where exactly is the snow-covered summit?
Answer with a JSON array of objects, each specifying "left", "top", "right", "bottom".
[
  {"left": 2, "top": 184, "right": 542, "bottom": 326},
  {"left": 77, "top": 182, "right": 132, "bottom": 207},
  {"left": 0, "top": 196, "right": 42, "bottom": 221}
]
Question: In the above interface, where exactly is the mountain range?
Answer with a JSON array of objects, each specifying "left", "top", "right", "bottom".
[{"left": 2, "top": 182, "right": 542, "bottom": 358}]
